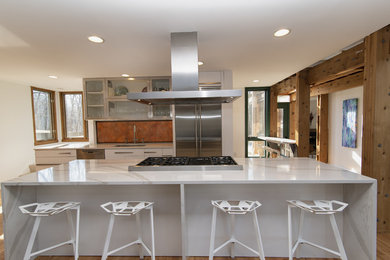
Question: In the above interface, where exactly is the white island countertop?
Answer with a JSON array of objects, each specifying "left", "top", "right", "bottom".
[
  {"left": 1, "top": 157, "right": 377, "bottom": 260},
  {"left": 2, "top": 158, "right": 375, "bottom": 185}
]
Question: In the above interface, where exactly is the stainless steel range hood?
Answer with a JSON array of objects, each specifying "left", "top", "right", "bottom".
[
  {"left": 127, "top": 32, "right": 241, "bottom": 104},
  {"left": 127, "top": 89, "right": 241, "bottom": 105}
]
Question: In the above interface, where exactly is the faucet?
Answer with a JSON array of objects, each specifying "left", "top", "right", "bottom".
[{"left": 133, "top": 124, "right": 137, "bottom": 144}]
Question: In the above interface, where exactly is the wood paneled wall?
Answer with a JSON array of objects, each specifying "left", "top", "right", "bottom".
[
  {"left": 362, "top": 25, "right": 390, "bottom": 232},
  {"left": 96, "top": 120, "right": 173, "bottom": 143},
  {"left": 295, "top": 71, "right": 310, "bottom": 157},
  {"left": 269, "top": 87, "right": 278, "bottom": 137},
  {"left": 289, "top": 101, "right": 296, "bottom": 140},
  {"left": 269, "top": 23, "right": 390, "bottom": 231}
]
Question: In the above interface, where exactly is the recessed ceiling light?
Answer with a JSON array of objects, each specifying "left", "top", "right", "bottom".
[
  {"left": 48, "top": 75, "right": 58, "bottom": 79},
  {"left": 88, "top": 35, "right": 104, "bottom": 43},
  {"left": 128, "top": 77, "right": 135, "bottom": 81},
  {"left": 121, "top": 74, "right": 130, "bottom": 77},
  {"left": 253, "top": 79, "right": 259, "bottom": 83},
  {"left": 274, "top": 28, "right": 290, "bottom": 37},
  {"left": 198, "top": 61, "right": 204, "bottom": 66}
]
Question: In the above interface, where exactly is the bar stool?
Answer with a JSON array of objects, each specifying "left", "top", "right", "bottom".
[
  {"left": 100, "top": 201, "right": 155, "bottom": 260},
  {"left": 287, "top": 200, "right": 349, "bottom": 260},
  {"left": 209, "top": 200, "right": 265, "bottom": 260},
  {"left": 19, "top": 201, "right": 80, "bottom": 260}
]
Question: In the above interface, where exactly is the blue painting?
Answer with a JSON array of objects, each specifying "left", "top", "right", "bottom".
[{"left": 342, "top": 98, "right": 358, "bottom": 148}]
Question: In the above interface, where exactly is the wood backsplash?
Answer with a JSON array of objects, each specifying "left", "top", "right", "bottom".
[{"left": 97, "top": 121, "right": 173, "bottom": 143}]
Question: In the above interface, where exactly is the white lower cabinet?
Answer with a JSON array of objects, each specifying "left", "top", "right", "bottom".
[
  {"left": 105, "top": 149, "right": 144, "bottom": 160},
  {"left": 144, "top": 149, "right": 163, "bottom": 157},
  {"left": 106, "top": 148, "right": 174, "bottom": 160},
  {"left": 34, "top": 147, "right": 174, "bottom": 167},
  {"left": 162, "top": 148, "right": 174, "bottom": 157},
  {"left": 35, "top": 149, "right": 77, "bottom": 165}
]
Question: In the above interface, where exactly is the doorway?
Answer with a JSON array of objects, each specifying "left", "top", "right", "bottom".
[
  {"left": 277, "top": 102, "right": 290, "bottom": 139},
  {"left": 245, "top": 87, "right": 270, "bottom": 158}
]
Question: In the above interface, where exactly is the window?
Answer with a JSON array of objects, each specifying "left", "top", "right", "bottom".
[
  {"left": 245, "top": 87, "right": 270, "bottom": 157},
  {"left": 60, "top": 92, "right": 88, "bottom": 141},
  {"left": 31, "top": 87, "right": 58, "bottom": 145}
]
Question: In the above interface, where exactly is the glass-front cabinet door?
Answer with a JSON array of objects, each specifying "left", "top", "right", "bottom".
[
  {"left": 151, "top": 79, "right": 172, "bottom": 117},
  {"left": 85, "top": 79, "right": 105, "bottom": 119},
  {"left": 84, "top": 77, "right": 172, "bottom": 120},
  {"left": 107, "top": 79, "right": 151, "bottom": 99},
  {"left": 245, "top": 87, "right": 270, "bottom": 157}
]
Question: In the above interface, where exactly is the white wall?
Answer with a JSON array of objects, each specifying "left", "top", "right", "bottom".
[
  {"left": 328, "top": 86, "right": 363, "bottom": 173},
  {"left": 0, "top": 80, "right": 35, "bottom": 182}
]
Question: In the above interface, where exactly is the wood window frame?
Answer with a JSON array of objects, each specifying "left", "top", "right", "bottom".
[
  {"left": 31, "top": 86, "right": 58, "bottom": 145},
  {"left": 59, "top": 91, "right": 88, "bottom": 142}
]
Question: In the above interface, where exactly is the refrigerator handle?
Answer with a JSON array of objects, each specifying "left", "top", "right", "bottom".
[
  {"left": 199, "top": 105, "right": 202, "bottom": 155},
  {"left": 195, "top": 105, "right": 199, "bottom": 156}
]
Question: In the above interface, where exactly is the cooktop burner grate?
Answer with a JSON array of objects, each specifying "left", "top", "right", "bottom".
[{"left": 129, "top": 156, "right": 243, "bottom": 171}]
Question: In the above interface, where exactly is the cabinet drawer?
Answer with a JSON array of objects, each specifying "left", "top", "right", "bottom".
[
  {"left": 77, "top": 149, "right": 105, "bottom": 159},
  {"left": 143, "top": 149, "right": 162, "bottom": 157},
  {"left": 35, "top": 149, "right": 76, "bottom": 158},
  {"left": 105, "top": 149, "right": 144, "bottom": 160},
  {"left": 162, "top": 148, "right": 174, "bottom": 156},
  {"left": 35, "top": 157, "right": 75, "bottom": 165}
]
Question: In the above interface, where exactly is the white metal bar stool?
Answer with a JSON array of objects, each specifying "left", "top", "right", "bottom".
[
  {"left": 209, "top": 200, "right": 265, "bottom": 260},
  {"left": 100, "top": 201, "right": 155, "bottom": 260},
  {"left": 287, "top": 200, "right": 349, "bottom": 260},
  {"left": 19, "top": 201, "right": 81, "bottom": 260}
]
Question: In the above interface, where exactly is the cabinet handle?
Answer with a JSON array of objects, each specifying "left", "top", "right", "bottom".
[
  {"left": 144, "top": 152, "right": 157, "bottom": 154},
  {"left": 115, "top": 152, "right": 133, "bottom": 154},
  {"left": 59, "top": 152, "right": 71, "bottom": 155}
]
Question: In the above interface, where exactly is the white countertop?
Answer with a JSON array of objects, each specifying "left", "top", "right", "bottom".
[
  {"left": 2, "top": 158, "right": 375, "bottom": 185},
  {"left": 257, "top": 136, "right": 296, "bottom": 144},
  {"left": 34, "top": 142, "right": 174, "bottom": 150}
]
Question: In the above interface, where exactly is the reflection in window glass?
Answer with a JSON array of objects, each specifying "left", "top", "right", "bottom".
[
  {"left": 64, "top": 93, "right": 84, "bottom": 138},
  {"left": 248, "top": 91, "right": 265, "bottom": 137},
  {"left": 33, "top": 89, "right": 55, "bottom": 141}
]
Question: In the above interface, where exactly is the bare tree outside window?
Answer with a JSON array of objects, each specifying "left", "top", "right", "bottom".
[
  {"left": 60, "top": 92, "right": 88, "bottom": 141},
  {"left": 31, "top": 87, "right": 57, "bottom": 145}
]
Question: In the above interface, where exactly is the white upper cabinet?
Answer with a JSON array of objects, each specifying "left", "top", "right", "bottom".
[{"left": 84, "top": 77, "right": 171, "bottom": 120}]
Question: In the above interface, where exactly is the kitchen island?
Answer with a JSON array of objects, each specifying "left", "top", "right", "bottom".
[{"left": 1, "top": 158, "right": 376, "bottom": 259}]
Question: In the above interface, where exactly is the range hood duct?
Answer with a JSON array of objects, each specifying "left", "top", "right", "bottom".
[{"left": 127, "top": 32, "right": 241, "bottom": 105}]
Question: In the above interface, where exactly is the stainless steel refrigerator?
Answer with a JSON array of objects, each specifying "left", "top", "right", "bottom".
[{"left": 175, "top": 104, "right": 222, "bottom": 157}]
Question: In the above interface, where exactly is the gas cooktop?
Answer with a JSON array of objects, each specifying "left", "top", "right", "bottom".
[{"left": 128, "top": 156, "right": 243, "bottom": 171}]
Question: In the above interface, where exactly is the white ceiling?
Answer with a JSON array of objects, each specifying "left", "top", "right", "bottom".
[{"left": 0, "top": 0, "right": 389, "bottom": 91}]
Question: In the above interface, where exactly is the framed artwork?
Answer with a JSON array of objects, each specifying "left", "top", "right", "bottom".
[{"left": 342, "top": 98, "right": 358, "bottom": 148}]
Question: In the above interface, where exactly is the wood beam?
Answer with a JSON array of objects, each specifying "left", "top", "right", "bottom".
[
  {"left": 362, "top": 24, "right": 390, "bottom": 232},
  {"left": 290, "top": 92, "right": 296, "bottom": 102},
  {"left": 316, "top": 94, "right": 328, "bottom": 163},
  {"left": 289, "top": 101, "right": 296, "bottom": 140},
  {"left": 307, "top": 42, "right": 365, "bottom": 85},
  {"left": 269, "top": 87, "right": 278, "bottom": 137},
  {"left": 272, "top": 74, "right": 297, "bottom": 95},
  {"left": 310, "top": 71, "right": 364, "bottom": 96},
  {"left": 295, "top": 70, "right": 310, "bottom": 157}
]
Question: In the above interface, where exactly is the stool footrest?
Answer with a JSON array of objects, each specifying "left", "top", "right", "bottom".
[
  {"left": 296, "top": 239, "right": 341, "bottom": 257},
  {"left": 108, "top": 239, "right": 151, "bottom": 256},
  {"left": 30, "top": 239, "right": 74, "bottom": 257},
  {"left": 214, "top": 238, "right": 259, "bottom": 256}
]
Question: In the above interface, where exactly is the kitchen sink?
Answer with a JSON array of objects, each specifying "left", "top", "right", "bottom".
[{"left": 114, "top": 144, "right": 146, "bottom": 147}]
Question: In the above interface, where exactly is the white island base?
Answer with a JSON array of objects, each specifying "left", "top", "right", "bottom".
[{"left": 1, "top": 158, "right": 376, "bottom": 260}]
